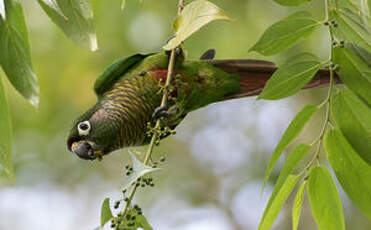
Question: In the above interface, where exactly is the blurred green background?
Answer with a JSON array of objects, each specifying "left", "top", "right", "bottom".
[{"left": 0, "top": 0, "right": 370, "bottom": 229}]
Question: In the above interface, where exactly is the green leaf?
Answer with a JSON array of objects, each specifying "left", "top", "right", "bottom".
[
  {"left": 136, "top": 214, "right": 153, "bottom": 230},
  {"left": 273, "top": 144, "right": 310, "bottom": 194},
  {"left": 100, "top": 198, "right": 113, "bottom": 227},
  {"left": 330, "top": 8, "right": 371, "bottom": 53},
  {"left": 325, "top": 129, "right": 371, "bottom": 219},
  {"left": 120, "top": 208, "right": 153, "bottom": 230},
  {"left": 0, "top": 0, "right": 39, "bottom": 107},
  {"left": 259, "top": 53, "right": 323, "bottom": 100},
  {"left": 163, "top": 0, "right": 232, "bottom": 50},
  {"left": 0, "top": 77, "right": 13, "bottom": 181},
  {"left": 331, "top": 90, "right": 371, "bottom": 164},
  {"left": 292, "top": 180, "right": 306, "bottom": 230},
  {"left": 249, "top": 11, "right": 321, "bottom": 56},
  {"left": 121, "top": 151, "right": 160, "bottom": 191},
  {"left": 38, "top": 0, "right": 66, "bottom": 17},
  {"left": 261, "top": 144, "right": 309, "bottom": 225},
  {"left": 333, "top": 46, "right": 371, "bottom": 105},
  {"left": 263, "top": 104, "right": 317, "bottom": 191},
  {"left": 38, "top": 0, "right": 98, "bottom": 51},
  {"left": 259, "top": 174, "right": 300, "bottom": 230},
  {"left": 307, "top": 166, "right": 345, "bottom": 230},
  {"left": 121, "top": 0, "right": 126, "bottom": 10},
  {"left": 274, "top": 0, "right": 311, "bottom": 7},
  {"left": 346, "top": 43, "right": 371, "bottom": 67},
  {"left": 329, "top": 0, "right": 362, "bottom": 13}
]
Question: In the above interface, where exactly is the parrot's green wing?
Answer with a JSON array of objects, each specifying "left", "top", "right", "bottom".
[{"left": 94, "top": 53, "right": 154, "bottom": 96}]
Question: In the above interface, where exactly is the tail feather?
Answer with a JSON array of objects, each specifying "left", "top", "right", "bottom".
[{"left": 207, "top": 59, "right": 341, "bottom": 100}]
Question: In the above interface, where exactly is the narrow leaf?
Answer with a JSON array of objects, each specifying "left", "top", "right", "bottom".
[
  {"left": 331, "top": 90, "right": 371, "bottom": 164},
  {"left": 329, "top": 0, "right": 363, "bottom": 13},
  {"left": 0, "top": 0, "right": 39, "bottom": 107},
  {"left": 346, "top": 44, "right": 371, "bottom": 67},
  {"left": 249, "top": 11, "right": 321, "bottom": 56},
  {"left": 330, "top": 8, "right": 371, "bottom": 53},
  {"left": 163, "top": 0, "right": 232, "bottom": 50},
  {"left": 325, "top": 129, "right": 371, "bottom": 219},
  {"left": 262, "top": 144, "right": 310, "bottom": 222},
  {"left": 259, "top": 174, "right": 300, "bottom": 230},
  {"left": 121, "top": 152, "right": 160, "bottom": 191},
  {"left": 125, "top": 208, "right": 153, "bottom": 230},
  {"left": 259, "top": 53, "right": 323, "bottom": 99},
  {"left": 273, "top": 144, "right": 310, "bottom": 195},
  {"left": 274, "top": 0, "right": 311, "bottom": 7},
  {"left": 308, "top": 166, "right": 345, "bottom": 230},
  {"left": 333, "top": 46, "right": 371, "bottom": 105},
  {"left": 38, "top": 0, "right": 98, "bottom": 51},
  {"left": 121, "top": 0, "right": 126, "bottom": 10},
  {"left": 38, "top": 0, "right": 66, "bottom": 17},
  {"left": 100, "top": 198, "right": 113, "bottom": 227},
  {"left": 263, "top": 104, "right": 317, "bottom": 191},
  {"left": 292, "top": 181, "right": 306, "bottom": 230},
  {"left": 136, "top": 214, "right": 154, "bottom": 230},
  {"left": 0, "top": 77, "right": 13, "bottom": 181}
]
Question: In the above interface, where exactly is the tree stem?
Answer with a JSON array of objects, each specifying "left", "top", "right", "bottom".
[{"left": 122, "top": 0, "right": 184, "bottom": 216}]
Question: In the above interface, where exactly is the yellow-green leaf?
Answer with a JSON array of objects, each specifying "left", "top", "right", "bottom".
[
  {"left": 274, "top": 0, "right": 311, "bottom": 7},
  {"left": 261, "top": 144, "right": 309, "bottom": 227},
  {"left": 259, "top": 174, "right": 300, "bottom": 230},
  {"left": 263, "top": 104, "right": 317, "bottom": 192},
  {"left": 292, "top": 180, "right": 306, "bottom": 230},
  {"left": 330, "top": 8, "right": 371, "bottom": 54},
  {"left": 325, "top": 129, "right": 371, "bottom": 219},
  {"left": 259, "top": 52, "right": 323, "bottom": 100},
  {"left": 308, "top": 166, "right": 345, "bottom": 230},
  {"left": 0, "top": 0, "right": 39, "bottom": 107},
  {"left": 121, "top": 0, "right": 126, "bottom": 10},
  {"left": 333, "top": 46, "right": 371, "bottom": 105},
  {"left": 163, "top": 0, "right": 232, "bottom": 50},
  {"left": 331, "top": 90, "right": 371, "bottom": 164},
  {"left": 249, "top": 11, "right": 321, "bottom": 56},
  {"left": 38, "top": 0, "right": 98, "bottom": 51},
  {"left": 346, "top": 44, "right": 371, "bottom": 67},
  {"left": 100, "top": 198, "right": 113, "bottom": 227},
  {"left": 0, "top": 77, "right": 13, "bottom": 181},
  {"left": 136, "top": 214, "right": 153, "bottom": 230}
]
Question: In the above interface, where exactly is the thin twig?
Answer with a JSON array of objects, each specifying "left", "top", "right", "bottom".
[
  {"left": 302, "top": 0, "right": 336, "bottom": 172},
  {"left": 122, "top": 0, "right": 184, "bottom": 216}
]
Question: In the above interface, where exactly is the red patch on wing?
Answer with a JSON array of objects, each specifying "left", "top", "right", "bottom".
[{"left": 149, "top": 68, "right": 181, "bottom": 82}]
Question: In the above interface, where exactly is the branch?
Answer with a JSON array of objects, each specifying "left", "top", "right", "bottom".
[{"left": 121, "top": 0, "right": 184, "bottom": 216}]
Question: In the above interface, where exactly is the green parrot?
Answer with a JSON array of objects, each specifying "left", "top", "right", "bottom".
[{"left": 67, "top": 49, "right": 335, "bottom": 160}]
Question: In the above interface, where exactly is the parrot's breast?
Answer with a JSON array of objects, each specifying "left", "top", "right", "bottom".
[{"left": 102, "top": 74, "right": 163, "bottom": 147}]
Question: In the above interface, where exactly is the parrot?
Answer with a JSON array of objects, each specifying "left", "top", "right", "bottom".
[{"left": 67, "top": 49, "right": 336, "bottom": 161}]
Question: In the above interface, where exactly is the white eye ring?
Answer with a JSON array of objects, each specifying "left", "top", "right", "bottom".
[{"left": 78, "top": 121, "right": 91, "bottom": 136}]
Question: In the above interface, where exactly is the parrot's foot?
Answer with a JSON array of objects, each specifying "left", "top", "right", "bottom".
[
  {"left": 152, "top": 105, "right": 179, "bottom": 119},
  {"left": 165, "top": 46, "right": 185, "bottom": 62}
]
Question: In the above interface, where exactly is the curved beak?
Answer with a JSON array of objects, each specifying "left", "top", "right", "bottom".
[{"left": 70, "top": 141, "right": 98, "bottom": 160}]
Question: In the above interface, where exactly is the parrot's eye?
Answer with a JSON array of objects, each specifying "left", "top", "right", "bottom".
[{"left": 78, "top": 121, "right": 91, "bottom": 136}]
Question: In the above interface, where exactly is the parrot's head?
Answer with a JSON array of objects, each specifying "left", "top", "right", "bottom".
[{"left": 67, "top": 103, "right": 120, "bottom": 161}]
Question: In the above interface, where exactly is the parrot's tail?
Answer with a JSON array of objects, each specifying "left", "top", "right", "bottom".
[{"left": 207, "top": 59, "right": 341, "bottom": 100}]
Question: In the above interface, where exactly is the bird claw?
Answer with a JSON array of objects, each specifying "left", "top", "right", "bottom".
[
  {"left": 152, "top": 105, "right": 179, "bottom": 119},
  {"left": 152, "top": 106, "right": 169, "bottom": 119}
]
